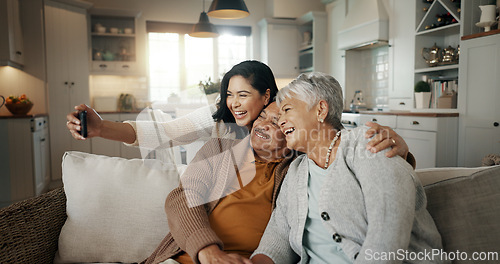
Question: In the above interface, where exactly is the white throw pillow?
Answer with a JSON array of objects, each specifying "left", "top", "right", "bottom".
[{"left": 54, "top": 151, "right": 181, "bottom": 264}]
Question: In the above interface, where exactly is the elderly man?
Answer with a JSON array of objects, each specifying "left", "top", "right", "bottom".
[{"left": 143, "top": 102, "right": 413, "bottom": 264}]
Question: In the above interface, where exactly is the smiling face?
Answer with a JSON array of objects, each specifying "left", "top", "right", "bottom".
[
  {"left": 250, "top": 102, "right": 289, "bottom": 161},
  {"left": 227, "top": 75, "right": 270, "bottom": 129},
  {"left": 278, "top": 95, "right": 320, "bottom": 153}
]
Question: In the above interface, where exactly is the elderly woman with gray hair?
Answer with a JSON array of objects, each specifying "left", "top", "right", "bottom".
[{"left": 251, "top": 72, "right": 447, "bottom": 264}]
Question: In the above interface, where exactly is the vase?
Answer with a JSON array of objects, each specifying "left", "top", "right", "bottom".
[
  {"left": 205, "top": 93, "right": 220, "bottom": 105},
  {"left": 415, "top": 92, "right": 432, "bottom": 109},
  {"left": 476, "top": 5, "right": 497, "bottom": 32}
]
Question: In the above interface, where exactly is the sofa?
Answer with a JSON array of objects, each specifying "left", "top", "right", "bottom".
[{"left": 1, "top": 151, "right": 499, "bottom": 264}]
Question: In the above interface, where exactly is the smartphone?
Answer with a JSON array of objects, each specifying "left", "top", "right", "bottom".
[{"left": 78, "top": 110, "right": 88, "bottom": 138}]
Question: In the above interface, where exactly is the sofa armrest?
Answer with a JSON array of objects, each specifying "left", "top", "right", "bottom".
[{"left": 0, "top": 188, "right": 67, "bottom": 264}]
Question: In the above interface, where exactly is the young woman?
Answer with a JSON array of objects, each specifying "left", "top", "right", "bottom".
[
  {"left": 252, "top": 72, "right": 445, "bottom": 264},
  {"left": 66, "top": 60, "right": 409, "bottom": 159}
]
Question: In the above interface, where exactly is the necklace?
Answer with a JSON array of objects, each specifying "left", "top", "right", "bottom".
[{"left": 324, "top": 130, "right": 341, "bottom": 169}]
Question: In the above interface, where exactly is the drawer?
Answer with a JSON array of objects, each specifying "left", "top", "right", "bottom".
[
  {"left": 359, "top": 114, "right": 397, "bottom": 128},
  {"left": 92, "top": 61, "right": 116, "bottom": 72},
  {"left": 396, "top": 116, "right": 438, "bottom": 131},
  {"left": 389, "top": 98, "right": 412, "bottom": 110},
  {"left": 115, "top": 62, "right": 137, "bottom": 72}
]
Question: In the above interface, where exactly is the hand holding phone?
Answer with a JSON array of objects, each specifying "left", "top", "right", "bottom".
[{"left": 78, "top": 110, "right": 88, "bottom": 138}]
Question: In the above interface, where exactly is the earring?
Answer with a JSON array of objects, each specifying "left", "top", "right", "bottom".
[{"left": 318, "top": 118, "right": 324, "bottom": 123}]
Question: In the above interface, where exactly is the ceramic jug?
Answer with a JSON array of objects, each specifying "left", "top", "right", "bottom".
[
  {"left": 476, "top": 5, "right": 497, "bottom": 32},
  {"left": 422, "top": 43, "right": 441, "bottom": 67}
]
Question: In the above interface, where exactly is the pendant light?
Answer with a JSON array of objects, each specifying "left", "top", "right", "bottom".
[
  {"left": 207, "top": 0, "right": 250, "bottom": 19},
  {"left": 190, "top": 0, "right": 219, "bottom": 38}
]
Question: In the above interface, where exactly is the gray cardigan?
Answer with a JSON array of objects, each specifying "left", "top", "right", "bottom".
[{"left": 252, "top": 126, "right": 446, "bottom": 264}]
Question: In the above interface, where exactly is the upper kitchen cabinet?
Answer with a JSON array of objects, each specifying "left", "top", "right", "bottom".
[
  {"left": 387, "top": 0, "right": 416, "bottom": 109},
  {"left": 89, "top": 9, "right": 142, "bottom": 76},
  {"left": 413, "top": 0, "right": 461, "bottom": 85},
  {"left": 0, "top": 0, "right": 24, "bottom": 68},
  {"left": 259, "top": 18, "right": 299, "bottom": 78},
  {"left": 45, "top": 0, "right": 92, "bottom": 182},
  {"left": 297, "top": 11, "right": 327, "bottom": 74}
]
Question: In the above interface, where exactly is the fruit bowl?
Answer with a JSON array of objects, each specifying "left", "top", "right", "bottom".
[{"left": 5, "top": 102, "right": 34, "bottom": 115}]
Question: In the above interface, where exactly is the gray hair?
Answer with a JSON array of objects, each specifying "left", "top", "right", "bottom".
[{"left": 277, "top": 72, "right": 344, "bottom": 129}]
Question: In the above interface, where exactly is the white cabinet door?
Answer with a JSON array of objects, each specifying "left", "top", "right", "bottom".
[
  {"left": 396, "top": 128, "right": 437, "bottom": 169},
  {"left": 387, "top": 0, "right": 414, "bottom": 101},
  {"left": 259, "top": 19, "right": 299, "bottom": 78},
  {"left": 45, "top": 1, "right": 91, "bottom": 181},
  {"left": 458, "top": 34, "right": 500, "bottom": 166},
  {"left": 0, "top": 0, "right": 24, "bottom": 66}
]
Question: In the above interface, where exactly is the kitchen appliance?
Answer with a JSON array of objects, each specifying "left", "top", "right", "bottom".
[
  {"left": 32, "top": 116, "right": 50, "bottom": 196},
  {"left": 341, "top": 112, "right": 360, "bottom": 130},
  {"left": 118, "top": 93, "right": 136, "bottom": 111},
  {"left": 349, "top": 90, "right": 367, "bottom": 113},
  {"left": 338, "top": 0, "right": 389, "bottom": 50},
  {"left": 422, "top": 43, "right": 441, "bottom": 67}
]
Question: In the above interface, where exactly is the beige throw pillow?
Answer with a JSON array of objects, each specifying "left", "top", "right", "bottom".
[{"left": 55, "top": 151, "right": 180, "bottom": 263}]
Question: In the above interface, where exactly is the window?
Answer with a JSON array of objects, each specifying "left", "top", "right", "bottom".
[{"left": 148, "top": 32, "right": 250, "bottom": 103}]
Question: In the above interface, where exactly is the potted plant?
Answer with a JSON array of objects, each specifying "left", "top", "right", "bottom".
[
  {"left": 199, "top": 77, "right": 220, "bottom": 104},
  {"left": 414, "top": 81, "right": 432, "bottom": 109}
]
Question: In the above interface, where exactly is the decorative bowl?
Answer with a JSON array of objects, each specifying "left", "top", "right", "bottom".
[{"left": 5, "top": 102, "right": 34, "bottom": 115}]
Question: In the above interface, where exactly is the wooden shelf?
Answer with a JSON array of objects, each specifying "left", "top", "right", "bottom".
[
  {"left": 91, "top": 33, "right": 135, "bottom": 37},
  {"left": 461, "top": 29, "right": 500, "bottom": 41},
  {"left": 415, "top": 64, "right": 459, "bottom": 73}
]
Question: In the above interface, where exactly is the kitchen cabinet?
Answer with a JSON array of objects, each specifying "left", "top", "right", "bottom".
[
  {"left": 0, "top": 0, "right": 24, "bottom": 68},
  {"left": 89, "top": 9, "right": 142, "bottom": 76},
  {"left": 396, "top": 115, "right": 458, "bottom": 169},
  {"left": 413, "top": 0, "right": 461, "bottom": 108},
  {"left": 0, "top": 116, "right": 50, "bottom": 208},
  {"left": 297, "top": 11, "right": 327, "bottom": 74},
  {"left": 45, "top": 0, "right": 92, "bottom": 183},
  {"left": 458, "top": 34, "right": 500, "bottom": 167},
  {"left": 359, "top": 112, "right": 458, "bottom": 169},
  {"left": 259, "top": 18, "right": 299, "bottom": 78},
  {"left": 387, "top": 0, "right": 414, "bottom": 108}
]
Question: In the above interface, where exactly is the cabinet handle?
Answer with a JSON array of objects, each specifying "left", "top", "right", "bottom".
[
  {"left": 16, "top": 51, "right": 22, "bottom": 55},
  {"left": 99, "top": 64, "right": 107, "bottom": 68},
  {"left": 40, "top": 138, "right": 46, "bottom": 142},
  {"left": 399, "top": 102, "right": 405, "bottom": 105},
  {"left": 64, "top": 81, "right": 68, "bottom": 85},
  {"left": 494, "top": 122, "right": 499, "bottom": 127},
  {"left": 122, "top": 65, "right": 129, "bottom": 68},
  {"left": 71, "top": 82, "right": 75, "bottom": 86},
  {"left": 372, "top": 118, "right": 377, "bottom": 122},
  {"left": 412, "top": 121, "right": 420, "bottom": 125}
]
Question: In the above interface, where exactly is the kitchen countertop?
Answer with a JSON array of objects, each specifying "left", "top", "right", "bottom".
[
  {"left": 0, "top": 113, "right": 48, "bottom": 119},
  {"left": 358, "top": 110, "right": 459, "bottom": 117}
]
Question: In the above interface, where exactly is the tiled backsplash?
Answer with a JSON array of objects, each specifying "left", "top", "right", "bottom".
[
  {"left": 89, "top": 75, "right": 149, "bottom": 107},
  {"left": 345, "top": 46, "right": 389, "bottom": 110}
]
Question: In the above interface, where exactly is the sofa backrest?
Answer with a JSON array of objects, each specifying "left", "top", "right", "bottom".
[{"left": 416, "top": 165, "right": 500, "bottom": 263}]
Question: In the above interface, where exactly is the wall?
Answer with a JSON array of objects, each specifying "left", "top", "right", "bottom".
[
  {"left": 0, "top": 66, "right": 46, "bottom": 115},
  {"left": 0, "top": 0, "right": 46, "bottom": 116}
]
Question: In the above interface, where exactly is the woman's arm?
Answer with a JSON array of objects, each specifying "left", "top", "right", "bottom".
[
  {"left": 66, "top": 104, "right": 137, "bottom": 143},
  {"left": 364, "top": 121, "right": 416, "bottom": 169},
  {"left": 66, "top": 104, "right": 217, "bottom": 147}
]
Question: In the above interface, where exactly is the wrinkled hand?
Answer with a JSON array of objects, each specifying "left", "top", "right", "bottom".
[
  {"left": 364, "top": 121, "right": 409, "bottom": 159},
  {"left": 198, "top": 245, "right": 253, "bottom": 264},
  {"left": 66, "top": 104, "right": 103, "bottom": 140}
]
